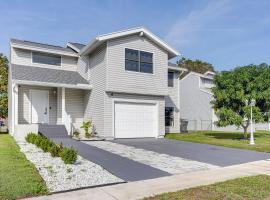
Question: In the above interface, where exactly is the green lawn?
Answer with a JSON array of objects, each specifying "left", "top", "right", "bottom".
[
  {"left": 0, "top": 133, "right": 48, "bottom": 200},
  {"left": 165, "top": 131, "right": 270, "bottom": 153},
  {"left": 144, "top": 175, "right": 270, "bottom": 200}
]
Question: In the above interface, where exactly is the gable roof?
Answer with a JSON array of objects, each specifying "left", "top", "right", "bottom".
[
  {"left": 10, "top": 38, "right": 78, "bottom": 57},
  {"left": 80, "top": 27, "right": 180, "bottom": 59},
  {"left": 66, "top": 42, "right": 86, "bottom": 52},
  {"left": 11, "top": 64, "right": 89, "bottom": 86},
  {"left": 180, "top": 71, "right": 214, "bottom": 82}
]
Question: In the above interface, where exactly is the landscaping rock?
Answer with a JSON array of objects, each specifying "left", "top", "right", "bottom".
[{"left": 16, "top": 140, "right": 123, "bottom": 193}]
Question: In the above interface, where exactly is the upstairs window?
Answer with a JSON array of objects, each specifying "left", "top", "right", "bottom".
[
  {"left": 125, "top": 48, "right": 153, "bottom": 74},
  {"left": 201, "top": 77, "right": 214, "bottom": 88},
  {"left": 168, "top": 72, "right": 174, "bottom": 87},
  {"left": 32, "top": 52, "right": 61, "bottom": 66}
]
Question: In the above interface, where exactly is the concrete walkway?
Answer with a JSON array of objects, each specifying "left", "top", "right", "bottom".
[{"left": 28, "top": 159, "right": 270, "bottom": 200}]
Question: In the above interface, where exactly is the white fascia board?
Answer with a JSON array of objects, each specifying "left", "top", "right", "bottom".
[
  {"left": 168, "top": 66, "right": 187, "bottom": 72},
  {"left": 204, "top": 71, "right": 216, "bottom": 75},
  {"left": 66, "top": 42, "right": 80, "bottom": 53},
  {"left": 105, "top": 90, "right": 168, "bottom": 97},
  {"left": 13, "top": 79, "right": 92, "bottom": 90},
  {"left": 11, "top": 43, "right": 78, "bottom": 57},
  {"left": 180, "top": 72, "right": 214, "bottom": 82},
  {"left": 79, "top": 38, "right": 99, "bottom": 56},
  {"left": 79, "top": 27, "right": 180, "bottom": 58}
]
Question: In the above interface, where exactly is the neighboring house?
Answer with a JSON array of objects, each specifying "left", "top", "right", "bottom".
[
  {"left": 8, "top": 27, "right": 185, "bottom": 139},
  {"left": 180, "top": 71, "right": 215, "bottom": 131},
  {"left": 180, "top": 71, "right": 270, "bottom": 132}
]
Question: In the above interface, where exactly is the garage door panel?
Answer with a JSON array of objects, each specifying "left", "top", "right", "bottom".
[{"left": 114, "top": 102, "right": 157, "bottom": 138}]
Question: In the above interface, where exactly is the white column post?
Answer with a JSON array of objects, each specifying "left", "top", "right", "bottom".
[
  {"left": 61, "top": 87, "right": 66, "bottom": 124},
  {"left": 11, "top": 83, "right": 18, "bottom": 135},
  {"left": 61, "top": 87, "right": 71, "bottom": 135}
]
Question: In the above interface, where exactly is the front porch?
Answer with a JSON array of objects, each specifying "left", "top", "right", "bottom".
[{"left": 11, "top": 84, "right": 91, "bottom": 139}]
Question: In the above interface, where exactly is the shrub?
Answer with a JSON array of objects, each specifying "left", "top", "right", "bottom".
[
  {"left": 35, "top": 135, "right": 44, "bottom": 148},
  {"left": 49, "top": 144, "right": 61, "bottom": 157},
  {"left": 25, "top": 133, "right": 37, "bottom": 144},
  {"left": 80, "top": 120, "right": 92, "bottom": 138},
  {"left": 25, "top": 133, "right": 77, "bottom": 165},
  {"left": 40, "top": 138, "right": 53, "bottom": 152},
  {"left": 60, "top": 147, "right": 77, "bottom": 164}
]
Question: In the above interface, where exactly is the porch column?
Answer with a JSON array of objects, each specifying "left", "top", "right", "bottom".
[
  {"left": 61, "top": 87, "right": 71, "bottom": 135},
  {"left": 11, "top": 83, "right": 18, "bottom": 135},
  {"left": 61, "top": 87, "right": 66, "bottom": 124}
]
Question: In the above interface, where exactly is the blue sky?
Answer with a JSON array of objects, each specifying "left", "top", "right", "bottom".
[{"left": 1, "top": 0, "right": 270, "bottom": 71}]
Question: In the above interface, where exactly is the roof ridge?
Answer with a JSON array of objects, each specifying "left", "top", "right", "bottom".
[
  {"left": 11, "top": 38, "right": 68, "bottom": 49},
  {"left": 68, "top": 42, "right": 86, "bottom": 46}
]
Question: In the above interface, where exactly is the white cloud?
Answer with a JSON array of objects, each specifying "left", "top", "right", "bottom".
[{"left": 165, "top": 0, "right": 233, "bottom": 48}]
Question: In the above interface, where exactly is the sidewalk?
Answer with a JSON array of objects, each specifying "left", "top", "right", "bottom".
[{"left": 27, "top": 159, "right": 270, "bottom": 200}]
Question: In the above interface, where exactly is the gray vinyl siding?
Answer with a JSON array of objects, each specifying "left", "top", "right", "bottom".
[
  {"left": 61, "top": 56, "right": 77, "bottom": 71},
  {"left": 103, "top": 93, "right": 165, "bottom": 138},
  {"left": 180, "top": 74, "right": 213, "bottom": 130},
  {"left": 77, "top": 55, "right": 89, "bottom": 80},
  {"left": 11, "top": 47, "right": 78, "bottom": 71},
  {"left": 86, "top": 44, "right": 107, "bottom": 136},
  {"left": 165, "top": 71, "right": 180, "bottom": 133},
  {"left": 18, "top": 85, "right": 57, "bottom": 124},
  {"left": 106, "top": 35, "right": 168, "bottom": 96},
  {"left": 65, "top": 88, "right": 85, "bottom": 123},
  {"left": 11, "top": 48, "right": 31, "bottom": 66}
]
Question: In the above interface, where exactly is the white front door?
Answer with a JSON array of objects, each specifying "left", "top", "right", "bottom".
[
  {"left": 114, "top": 102, "right": 157, "bottom": 138},
  {"left": 31, "top": 90, "right": 49, "bottom": 124}
]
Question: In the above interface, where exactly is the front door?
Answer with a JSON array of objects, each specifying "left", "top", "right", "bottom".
[{"left": 31, "top": 90, "right": 49, "bottom": 124}]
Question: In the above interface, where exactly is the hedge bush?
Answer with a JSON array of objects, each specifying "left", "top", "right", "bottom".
[
  {"left": 49, "top": 144, "right": 62, "bottom": 157},
  {"left": 25, "top": 133, "right": 77, "bottom": 164},
  {"left": 25, "top": 133, "right": 37, "bottom": 144},
  {"left": 40, "top": 138, "right": 53, "bottom": 152},
  {"left": 60, "top": 147, "right": 77, "bottom": 164}
]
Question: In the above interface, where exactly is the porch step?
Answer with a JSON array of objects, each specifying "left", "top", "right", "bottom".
[{"left": 38, "top": 124, "right": 70, "bottom": 138}]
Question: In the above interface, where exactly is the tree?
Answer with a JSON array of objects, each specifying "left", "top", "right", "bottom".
[
  {"left": 0, "top": 54, "right": 8, "bottom": 118},
  {"left": 177, "top": 57, "right": 215, "bottom": 74},
  {"left": 212, "top": 64, "right": 270, "bottom": 139}
]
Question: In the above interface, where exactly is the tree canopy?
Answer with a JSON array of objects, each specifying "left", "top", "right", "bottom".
[
  {"left": 0, "top": 54, "right": 8, "bottom": 118},
  {"left": 212, "top": 64, "right": 270, "bottom": 138},
  {"left": 177, "top": 57, "right": 215, "bottom": 74}
]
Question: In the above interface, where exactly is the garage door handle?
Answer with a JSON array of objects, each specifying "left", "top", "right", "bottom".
[{"left": 44, "top": 107, "right": 47, "bottom": 115}]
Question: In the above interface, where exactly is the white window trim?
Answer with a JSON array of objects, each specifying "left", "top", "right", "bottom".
[
  {"left": 124, "top": 48, "right": 154, "bottom": 75},
  {"left": 31, "top": 51, "right": 63, "bottom": 69}
]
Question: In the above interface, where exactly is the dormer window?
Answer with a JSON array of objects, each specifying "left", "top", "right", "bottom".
[
  {"left": 125, "top": 48, "right": 153, "bottom": 74},
  {"left": 32, "top": 52, "right": 61, "bottom": 66}
]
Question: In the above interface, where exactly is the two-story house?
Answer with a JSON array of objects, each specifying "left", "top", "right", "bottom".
[
  {"left": 8, "top": 27, "right": 184, "bottom": 140},
  {"left": 180, "top": 71, "right": 215, "bottom": 131}
]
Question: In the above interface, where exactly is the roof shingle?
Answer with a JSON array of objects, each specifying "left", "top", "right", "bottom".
[
  {"left": 11, "top": 64, "right": 89, "bottom": 85},
  {"left": 11, "top": 39, "right": 75, "bottom": 53}
]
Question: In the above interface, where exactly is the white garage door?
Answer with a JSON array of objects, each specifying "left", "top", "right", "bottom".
[{"left": 114, "top": 102, "right": 157, "bottom": 138}]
